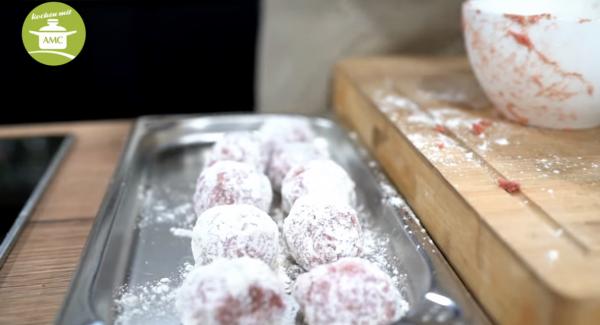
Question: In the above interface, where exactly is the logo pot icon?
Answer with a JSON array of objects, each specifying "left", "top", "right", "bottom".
[
  {"left": 22, "top": 2, "right": 86, "bottom": 66},
  {"left": 29, "top": 18, "right": 76, "bottom": 50}
]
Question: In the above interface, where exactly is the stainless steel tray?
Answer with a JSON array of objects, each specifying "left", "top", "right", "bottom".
[{"left": 57, "top": 114, "right": 490, "bottom": 325}]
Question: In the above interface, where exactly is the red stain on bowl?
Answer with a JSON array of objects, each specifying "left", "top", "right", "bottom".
[
  {"left": 558, "top": 111, "right": 578, "bottom": 121},
  {"left": 464, "top": 1, "right": 600, "bottom": 129},
  {"left": 531, "top": 75, "right": 543, "bottom": 88},
  {"left": 507, "top": 30, "right": 533, "bottom": 49},
  {"left": 506, "top": 103, "right": 529, "bottom": 125},
  {"left": 535, "top": 82, "right": 578, "bottom": 101},
  {"left": 504, "top": 13, "right": 553, "bottom": 26},
  {"left": 505, "top": 28, "right": 594, "bottom": 101}
]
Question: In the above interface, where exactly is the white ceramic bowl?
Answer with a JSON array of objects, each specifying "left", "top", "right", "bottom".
[{"left": 463, "top": 0, "right": 600, "bottom": 129}]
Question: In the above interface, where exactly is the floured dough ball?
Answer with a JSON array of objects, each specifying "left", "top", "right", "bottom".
[
  {"left": 193, "top": 160, "right": 272, "bottom": 216},
  {"left": 191, "top": 204, "right": 280, "bottom": 268},
  {"left": 294, "top": 257, "right": 408, "bottom": 325},
  {"left": 283, "top": 195, "right": 362, "bottom": 270},
  {"left": 205, "top": 132, "right": 268, "bottom": 172},
  {"left": 177, "top": 257, "right": 289, "bottom": 325},
  {"left": 281, "top": 159, "right": 355, "bottom": 213},
  {"left": 259, "top": 118, "right": 316, "bottom": 155},
  {"left": 266, "top": 142, "right": 329, "bottom": 191}
]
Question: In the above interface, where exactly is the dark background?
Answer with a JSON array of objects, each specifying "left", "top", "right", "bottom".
[
  {"left": 4, "top": 0, "right": 259, "bottom": 124},
  {"left": 0, "top": 136, "right": 66, "bottom": 240}
]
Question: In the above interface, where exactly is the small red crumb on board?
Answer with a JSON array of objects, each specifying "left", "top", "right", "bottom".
[
  {"left": 434, "top": 124, "right": 447, "bottom": 134},
  {"left": 472, "top": 119, "right": 492, "bottom": 135},
  {"left": 436, "top": 142, "right": 445, "bottom": 149},
  {"left": 479, "top": 119, "right": 492, "bottom": 127},
  {"left": 498, "top": 178, "right": 521, "bottom": 193}
]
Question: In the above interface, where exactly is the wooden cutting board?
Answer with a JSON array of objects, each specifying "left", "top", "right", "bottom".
[{"left": 333, "top": 56, "right": 600, "bottom": 325}]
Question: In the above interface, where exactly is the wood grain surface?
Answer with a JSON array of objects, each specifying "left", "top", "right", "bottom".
[
  {"left": 0, "top": 120, "right": 131, "bottom": 325},
  {"left": 333, "top": 56, "right": 600, "bottom": 325}
]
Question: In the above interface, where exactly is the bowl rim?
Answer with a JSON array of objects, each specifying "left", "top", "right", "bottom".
[{"left": 463, "top": 0, "right": 600, "bottom": 22}]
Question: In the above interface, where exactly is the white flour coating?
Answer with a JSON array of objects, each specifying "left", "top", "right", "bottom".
[
  {"left": 176, "top": 257, "right": 295, "bottom": 325},
  {"left": 281, "top": 159, "right": 356, "bottom": 213},
  {"left": 191, "top": 204, "right": 280, "bottom": 268},
  {"left": 283, "top": 195, "right": 363, "bottom": 270},
  {"left": 259, "top": 118, "right": 316, "bottom": 156},
  {"left": 293, "top": 257, "right": 409, "bottom": 325},
  {"left": 193, "top": 160, "right": 272, "bottom": 216},
  {"left": 267, "top": 141, "right": 329, "bottom": 191},
  {"left": 205, "top": 131, "right": 269, "bottom": 172}
]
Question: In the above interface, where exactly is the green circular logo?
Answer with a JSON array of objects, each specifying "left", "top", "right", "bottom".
[{"left": 22, "top": 2, "right": 86, "bottom": 66}]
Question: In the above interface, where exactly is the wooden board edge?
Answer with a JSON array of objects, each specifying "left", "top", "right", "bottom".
[{"left": 332, "top": 63, "right": 598, "bottom": 325}]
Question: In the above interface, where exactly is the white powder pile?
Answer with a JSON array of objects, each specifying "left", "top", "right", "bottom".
[
  {"left": 407, "top": 113, "right": 437, "bottom": 126},
  {"left": 407, "top": 133, "right": 463, "bottom": 167},
  {"left": 372, "top": 89, "right": 421, "bottom": 115},
  {"left": 139, "top": 186, "right": 196, "bottom": 229},
  {"left": 359, "top": 142, "right": 438, "bottom": 257},
  {"left": 495, "top": 138, "right": 510, "bottom": 146},
  {"left": 361, "top": 218, "right": 410, "bottom": 297},
  {"left": 114, "top": 263, "right": 194, "bottom": 325},
  {"left": 533, "top": 155, "right": 600, "bottom": 185}
]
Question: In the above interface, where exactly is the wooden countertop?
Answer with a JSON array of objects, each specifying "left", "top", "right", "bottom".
[{"left": 0, "top": 120, "right": 132, "bottom": 324}]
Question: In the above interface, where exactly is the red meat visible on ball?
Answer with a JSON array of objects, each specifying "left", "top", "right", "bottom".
[
  {"left": 293, "top": 257, "right": 407, "bottom": 325},
  {"left": 193, "top": 160, "right": 272, "bottom": 216}
]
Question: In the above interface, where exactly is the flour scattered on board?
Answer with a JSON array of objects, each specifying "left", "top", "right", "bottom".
[
  {"left": 546, "top": 250, "right": 560, "bottom": 263},
  {"left": 407, "top": 133, "right": 463, "bottom": 166},
  {"left": 372, "top": 90, "right": 518, "bottom": 166},
  {"left": 369, "top": 87, "right": 600, "bottom": 195},
  {"left": 534, "top": 155, "right": 600, "bottom": 181},
  {"left": 373, "top": 89, "right": 420, "bottom": 115},
  {"left": 494, "top": 138, "right": 509, "bottom": 146}
]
